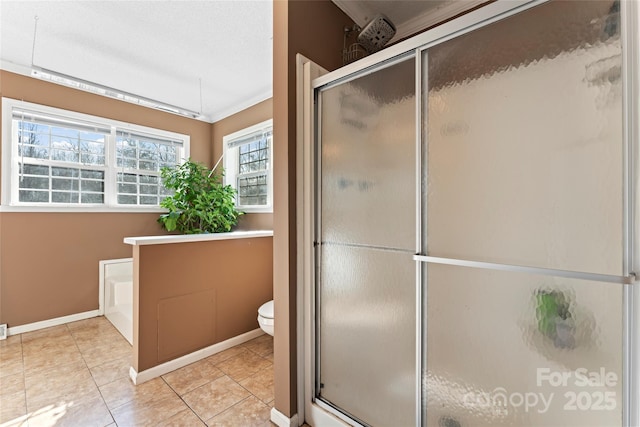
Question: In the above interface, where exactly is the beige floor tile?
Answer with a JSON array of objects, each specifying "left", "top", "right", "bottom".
[
  {"left": 0, "top": 415, "right": 29, "bottom": 427},
  {"left": 89, "top": 355, "right": 131, "bottom": 387},
  {"left": 66, "top": 316, "right": 115, "bottom": 332},
  {"left": 0, "top": 336, "right": 22, "bottom": 350},
  {"left": 21, "top": 333, "right": 76, "bottom": 356},
  {"left": 1, "top": 317, "right": 278, "bottom": 427},
  {"left": 162, "top": 359, "right": 225, "bottom": 396},
  {"left": 242, "top": 335, "right": 273, "bottom": 357},
  {"left": 0, "top": 339, "right": 22, "bottom": 357},
  {"left": 0, "top": 390, "right": 26, "bottom": 425},
  {"left": 24, "top": 358, "right": 87, "bottom": 384},
  {"left": 156, "top": 408, "right": 206, "bottom": 426},
  {"left": 182, "top": 375, "right": 250, "bottom": 421},
  {"left": 206, "top": 395, "right": 271, "bottom": 427},
  {"left": 214, "top": 350, "right": 272, "bottom": 382},
  {"left": 0, "top": 346, "right": 23, "bottom": 379},
  {"left": 70, "top": 319, "right": 123, "bottom": 345},
  {"left": 72, "top": 328, "right": 123, "bottom": 348},
  {"left": 25, "top": 359, "right": 98, "bottom": 411},
  {"left": 20, "top": 325, "right": 69, "bottom": 344},
  {"left": 21, "top": 342, "right": 79, "bottom": 365},
  {"left": 22, "top": 342, "right": 84, "bottom": 376},
  {"left": 0, "top": 372, "right": 25, "bottom": 396},
  {"left": 27, "top": 395, "right": 113, "bottom": 427},
  {"left": 26, "top": 373, "right": 101, "bottom": 413},
  {"left": 110, "top": 390, "right": 188, "bottom": 427},
  {"left": 239, "top": 365, "right": 274, "bottom": 404},
  {"left": 0, "top": 335, "right": 21, "bottom": 348},
  {"left": 205, "top": 346, "right": 248, "bottom": 366},
  {"left": 99, "top": 376, "right": 168, "bottom": 411},
  {"left": 74, "top": 337, "right": 128, "bottom": 360},
  {"left": 77, "top": 336, "right": 132, "bottom": 368},
  {"left": 25, "top": 359, "right": 91, "bottom": 388}
]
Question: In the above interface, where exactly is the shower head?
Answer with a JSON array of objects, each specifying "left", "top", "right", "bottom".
[{"left": 357, "top": 14, "right": 396, "bottom": 54}]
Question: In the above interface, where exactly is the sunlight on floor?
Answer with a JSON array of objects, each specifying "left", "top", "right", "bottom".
[
  {"left": 0, "top": 316, "right": 275, "bottom": 426},
  {"left": 20, "top": 403, "right": 69, "bottom": 427},
  {"left": 0, "top": 402, "right": 74, "bottom": 426}
]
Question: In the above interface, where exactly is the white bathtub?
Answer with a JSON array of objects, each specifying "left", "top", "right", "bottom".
[{"left": 100, "top": 258, "right": 133, "bottom": 344}]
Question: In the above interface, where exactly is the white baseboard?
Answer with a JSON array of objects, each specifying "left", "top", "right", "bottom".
[
  {"left": 129, "top": 328, "right": 264, "bottom": 385},
  {"left": 7, "top": 310, "right": 100, "bottom": 336},
  {"left": 270, "top": 407, "right": 299, "bottom": 427}
]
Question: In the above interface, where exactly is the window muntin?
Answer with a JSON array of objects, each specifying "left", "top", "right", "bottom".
[
  {"left": 223, "top": 119, "right": 273, "bottom": 212},
  {"left": 115, "top": 131, "right": 182, "bottom": 205},
  {"left": 237, "top": 137, "right": 269, "bottom": 206},
  {"left": 18, "top": 164, "right": 105, "bottom": 204},
  {"left": 116, "top": 131, "right": 180, "bottom": 171},
  {"left": 2, "top": 98, "right": 189, "bottom": 209},
  {"left": 14, "top": 109, "right": 109, "bottom": 205},
  {"left": 116, "top": 173, "right": 172, "bottom": 205},
  {"left": 18, "top": 121, "right": 106, "bottom": 165}
]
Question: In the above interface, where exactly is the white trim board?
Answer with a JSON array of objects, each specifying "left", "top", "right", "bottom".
[
  {"left": 7, "top": 310, "right": 99, "bottom": 336},
  {"left": 124, "top": 230, "right": 273, "bottom": 246},
  {"left": 270, "top": 408, "right": 299, "bottom": 427},
  {"left": 129, "top": 328, "right": 264, "bottom": 385}
]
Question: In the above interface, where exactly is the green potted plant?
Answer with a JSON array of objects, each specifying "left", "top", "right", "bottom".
[{"left": 158, "top": 159, "right": 243, "bottom": 234}]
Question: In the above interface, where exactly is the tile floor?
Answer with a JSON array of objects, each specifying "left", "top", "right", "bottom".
[{"left": 0, "top": 316, "right": 278, "bottom": 427}]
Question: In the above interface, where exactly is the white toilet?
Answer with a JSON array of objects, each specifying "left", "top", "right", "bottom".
[{"left": 258, "top": 300, "right": 274, "bottom": 336}]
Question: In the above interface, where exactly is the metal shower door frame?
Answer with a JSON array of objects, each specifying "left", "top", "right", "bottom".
[{"left": 303, "top": 1, "right": 640, "bottom": 425}]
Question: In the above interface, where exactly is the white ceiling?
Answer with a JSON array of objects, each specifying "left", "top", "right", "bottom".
[
  {"left": 0, "top": 0, "right": 273, "bottom": 123},
  {"left": 0, "top": 0, "right": 483, "bottom": 124}
]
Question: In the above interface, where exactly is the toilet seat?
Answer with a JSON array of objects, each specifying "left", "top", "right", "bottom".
[
  {"left": 258, "top": 300, "right": 274, "bottom": 320},
  {"left": 258, "top": 300, "right": 274, "bottom": 336}
]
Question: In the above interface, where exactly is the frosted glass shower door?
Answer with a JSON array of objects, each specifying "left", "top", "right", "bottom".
[
  {"left": 425, "top": 0, "right": 623, "bottom": 274},
  {"left": 422, "top": 1, "right": 625, "bottom": 425},
  {"left": 316, "top": 58, "right": 417, "bottom": 427}
]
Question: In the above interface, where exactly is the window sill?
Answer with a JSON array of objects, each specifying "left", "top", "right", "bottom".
[
  {"left": 238, "top": 207, "right": 273, "bottom": 214},
  {"left": 0, "top": 205, "right": 168, "bottom": 213}
]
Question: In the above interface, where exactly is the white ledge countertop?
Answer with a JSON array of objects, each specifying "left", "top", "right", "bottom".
[{"left": 124, "top": 230, "right": 273, "bottom": 246}]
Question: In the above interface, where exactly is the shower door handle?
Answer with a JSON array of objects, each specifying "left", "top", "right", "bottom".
[{"left": 413, "top": 255, "right": 636, "bottom": 285}]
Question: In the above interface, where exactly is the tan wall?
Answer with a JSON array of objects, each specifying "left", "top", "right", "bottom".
[
  {"left": 1, "top": 213, "right": 162, "bottom": 326},
  {"left": 0, "top": 70, "right": 211, "bottom": 328},
  {"left": 272, "top": 0, "right": 354, "bottom": 418},
  {"left": 212, "top": 98, "right": 273, "bottom": 231},
  {"left": 0, "top": 71, "right": 211, "bottom": 163},
  {"left": 133, "top": 236, "right": 273, "bottom": 372}
]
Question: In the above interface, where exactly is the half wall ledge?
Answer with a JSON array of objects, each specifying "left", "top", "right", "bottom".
[{"left": 124, "top": 229, "right": 274, "bottom": 246}]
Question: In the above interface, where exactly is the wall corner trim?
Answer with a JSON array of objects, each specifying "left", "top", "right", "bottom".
[
  {"left": 270, "top": 407, "right": 300, "bottom": 427},
  {"left": 129, "top": 328, "right": 264, "bottom": 385}
]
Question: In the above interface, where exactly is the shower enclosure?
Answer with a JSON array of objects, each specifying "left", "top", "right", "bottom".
[{"left": 302, "top": 0, "right": 639, "bottom": 426}]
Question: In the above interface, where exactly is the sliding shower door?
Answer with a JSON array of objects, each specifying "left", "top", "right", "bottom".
[
  {"left": 422, "top": 1, "right": 625, "bottom": 426},
  {"left": 310, "top": 1, "right": 635, "bottom": 426},
  {"left": 316, "top": 58, "right": 417, "bottom": 427}
]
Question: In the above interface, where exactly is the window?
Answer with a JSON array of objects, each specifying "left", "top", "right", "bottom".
[
  {"left": 1, "top": 98, "right": 189, "bottom": 210},
  {"left": 223, "top": 119, "right": 273, "bottom": 212},
  {"left": 115, "top": 132, "right": 180, "bottom": 205}
]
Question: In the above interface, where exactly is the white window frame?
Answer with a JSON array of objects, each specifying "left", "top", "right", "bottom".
[
  {"left": 1, "top": 97, "right": 190, "bottom": 212},
  {"left": 223, "top": 118, "right": 273, "bottom": 213}
]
